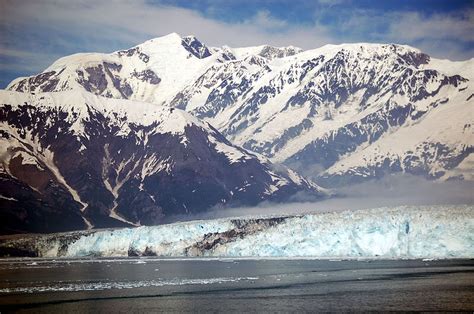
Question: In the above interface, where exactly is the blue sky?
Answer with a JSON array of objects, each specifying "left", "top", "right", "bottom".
[{"left": 1, "top": 0, "right": 473, "bottom": 88}]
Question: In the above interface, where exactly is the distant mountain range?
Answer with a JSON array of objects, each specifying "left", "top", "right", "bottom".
[{"left": 1, "top": 33, "right": 472, "bottom": 233}]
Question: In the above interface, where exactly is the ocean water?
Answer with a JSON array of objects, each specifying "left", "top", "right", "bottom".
[{"left": 0, "top": 258, "right": 473, "bottom": 312}]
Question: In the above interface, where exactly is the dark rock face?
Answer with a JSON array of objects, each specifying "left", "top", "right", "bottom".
[
  {"left": 132, "top": 70, "right": 161, "bottom": 85},
  {"left": 185, "top": 217, "right": 289, "bottom": 256},
  {"left": 117, "top": 47, "right": 150, "bottom": 63},
  {"left": 77, "top": 65, "right": 108, "bottom": 95},
  {"left": 0, "top": 172, "right": 87, "bottom": 234},
  {"left": 399, "top": 50, "right": 430, "bottom": 67},
  {"left": 77, "top": 62, "right": 134, "bottom": 99},
  {"left": 258, "top": 46, "right": 301, "bottom": 59},
  {"left": 12, "top": 71, "right": 60, "bottom": 93},
  {"left": 0, "top": 94, "right": 322, "bottom": 234},
  {"left": 181, "top": 36, "right": 212, "bottom": 59}
]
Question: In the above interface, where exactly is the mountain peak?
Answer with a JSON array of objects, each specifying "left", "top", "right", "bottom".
[
  {"left": 134, "top": 33, "right": 212, "bottom": 59},
  {"left": 138, "top": 32, "right": 183, "bottom": 47}
]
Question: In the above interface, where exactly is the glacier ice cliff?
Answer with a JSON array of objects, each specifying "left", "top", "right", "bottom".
[{"left": 0, "top": 205, "right": 472, "bottom": 259}]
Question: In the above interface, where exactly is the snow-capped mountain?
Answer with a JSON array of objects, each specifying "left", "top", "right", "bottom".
[
  {"left": 7, "top": 33, "right": 472, "bottom": 184},
  {"left": 0, "top": 89, "right": 323, "bottom": 234},
  {"left": 7, "top": 33, "right": 301, "bottom": 107}
]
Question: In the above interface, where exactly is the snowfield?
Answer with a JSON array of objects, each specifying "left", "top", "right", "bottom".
[{"left": 2, "top": 205, "right": 472, "bottom": 259}]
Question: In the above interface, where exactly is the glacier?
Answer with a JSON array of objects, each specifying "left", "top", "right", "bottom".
[{"left": 1, "top": 205, "right": 472, "bottom": 259}]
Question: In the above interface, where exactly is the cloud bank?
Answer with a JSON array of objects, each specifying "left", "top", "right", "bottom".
[
  {"left": 1, "top": 0, "right": 473, "bottom": 87},
  {"left": 161, "top": 175, "right": 474, "bottom": 223}
]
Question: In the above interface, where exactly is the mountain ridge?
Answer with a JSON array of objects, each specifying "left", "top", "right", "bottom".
[{"left": 8, "top": 33, "right": 470, "bottom": 184}]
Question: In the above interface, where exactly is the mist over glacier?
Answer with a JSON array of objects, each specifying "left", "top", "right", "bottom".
[{"left": 162, "top": 175, "right": 474, "bottom": 223}]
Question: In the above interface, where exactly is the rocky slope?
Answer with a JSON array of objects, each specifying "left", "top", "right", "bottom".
[{"left": 0, "top": 90, "right": 323, "bottom": 234}]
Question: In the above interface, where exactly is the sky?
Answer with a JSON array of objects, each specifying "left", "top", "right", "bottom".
[{"left": 0, "top": 0, "right": 473, "bottom": 88}]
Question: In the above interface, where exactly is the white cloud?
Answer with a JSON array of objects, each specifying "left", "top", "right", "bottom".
[
  {"left": 0, "top": 0, "right": 331, "bottom": 50},
  {"left": 335, "top": 8, "right": 474, "bottom": 60},
  {"left": 316, "top": 0, "right": 347, "bottom": 5},
  {"left": 0, "top": 47, "right": 36, "bottom": 59},
  {"left": 0, "top": 0, "right": 472, "bottom": 81},
  {"left": 387, "top": 10, "right": 474, "bottom": 42},
  {"left": 247, "top": 10, "right": 289, "bottom": 30}
]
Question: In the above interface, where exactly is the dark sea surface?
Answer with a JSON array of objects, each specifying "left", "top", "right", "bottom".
[{"left": 0, "top": 258, "right": 472, "bottom": 312}]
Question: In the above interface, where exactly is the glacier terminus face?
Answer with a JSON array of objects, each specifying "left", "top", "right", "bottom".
[{"left": 1, "top": 205, "right": 472, "bottom": 259}]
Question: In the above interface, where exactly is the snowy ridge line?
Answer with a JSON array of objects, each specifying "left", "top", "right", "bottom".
[
  {"left": 0, "top": 89, "right": 209, "bottom": 137},
  {"left": 0, "top": 205, "right": 472, "bottom": 259}
]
